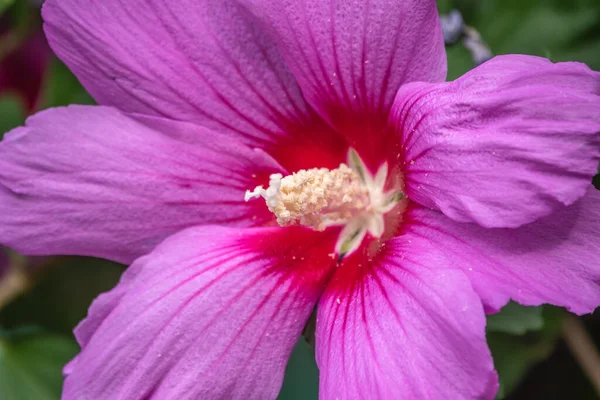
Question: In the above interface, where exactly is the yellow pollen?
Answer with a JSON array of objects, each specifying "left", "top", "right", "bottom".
[
  {"left": 245, "top": 148, "right": 405, "bottom": 257},
  {"left": 246, "top": 164, "right": 370, "bottom": 230}
]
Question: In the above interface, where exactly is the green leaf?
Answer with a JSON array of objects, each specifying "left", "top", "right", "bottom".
[
  {"left": 42, "top": 59, "right": 95, "bottom": 109},
  {"left": 489, "top": 306, "right": 565, "bottom": 398},
  {"left": 487, "top": 302, "right": 544, "bottom": 335},
  {"left": 489, "top": 332, "right": 555, "bottom": 398},
  {"left": 0, "top": 0, "right": 15, "bottom": 15},
  {"left": 0, "top": 95, "right": 25, "bottom": 139},
  {"left": 0, "top": 328, "right": 78, "bottom": 400},
  {"left": 439, "top": 0, "right": 600, "bottom": 78},
  {"left": 0, "top": 257, "right": 124, "bottom": 335},
  {"left": 278, "top": 340, "right": 319, "bottom": 400}
]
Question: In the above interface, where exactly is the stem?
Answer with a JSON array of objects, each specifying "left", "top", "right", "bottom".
[{"left": 562, "top": 314, "right": 600, "bottom": 395}]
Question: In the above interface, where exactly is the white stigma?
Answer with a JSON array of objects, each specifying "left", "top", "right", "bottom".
[{"left": 245, "top": 149, "right": 404, "bottom": 257}]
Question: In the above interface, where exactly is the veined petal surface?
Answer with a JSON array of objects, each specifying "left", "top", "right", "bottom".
[
  {"left": 64, "top": 225, "right": 338, "bottom": 400},
  {"left": 0, "top": 106, "right": 282, "bottom": 263},
  {"left": 392, "top": 55, "right": 600, "bottom": 228}
]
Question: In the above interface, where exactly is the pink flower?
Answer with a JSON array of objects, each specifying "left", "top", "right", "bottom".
[{"left": 0, "top": 0, "right": 599, "bottom": 399}]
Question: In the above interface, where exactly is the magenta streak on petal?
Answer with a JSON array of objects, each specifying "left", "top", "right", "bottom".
[
  {"left": 315, "top": 232, "right": 497, "bottom": 400},
  {"left": 63, "top": 225, "right": 337, "bottom": 400},
  {"left": 327, "top": 1, "right": 351, "bottom": 110},
  {"left": 151, "top": 3, "right": 296, "bottom": 129},
  {"left": 42, "top": 0, "right": 316, "bottom": 149},
  {"left": 143, "top": 8, "right": 282, "bottom": 145},
  {"left": 241, "top": 0, "right": 446, "bottom": 131},
  {"left": 72, "top": 244, "right": 244, "bottom": 352},
  {"left": 0, "top": 106, "right": 284, "bottom": 264},
  {"left": 44, "top": 0, "right": 352, "bottom": 175},
  {"left": 300, "top": 0, "right": 344, "bottom": 110}
]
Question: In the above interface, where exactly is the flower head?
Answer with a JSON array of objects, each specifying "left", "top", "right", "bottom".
[
  {"left": 0, "top": 0, "right": 599, "bottom": 399},
  {"left": 246, "top": 148, "right": 405, "bottom": 255}
]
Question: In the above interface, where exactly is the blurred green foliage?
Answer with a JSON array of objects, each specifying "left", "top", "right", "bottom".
[
  {"left": 0, "top": 95, "right": 24, "bottom": 136},
  {"left": 0, "top": 327, "right": 78, "bottom": 400},
  {"left": 0, "top": 0, "right": 16, "bottom": 15},
  {"left": 487, "top": 302, "right": 544, "bottom": 336},
  {"left": 0, "top": 258, "right": 124, "bottom": 335},
  {"left": 279, "top": 341, "right": 320, "bottom": 400},
  {"left": 0, "top": 0, "right": 599, "bottom": 399},
  {"left": 488, "top": 306, "right": 566, "bottom": 398},
  {"left": 438, "top": 0, "right": 600, "bottom": 80},
  {"left": 42, "top": 59, "right": 94, "bottom": 109}
]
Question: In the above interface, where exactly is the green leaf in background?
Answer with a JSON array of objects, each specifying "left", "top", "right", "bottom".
[
  {"left": 487, "top": 302, "right": 544, "bottom": 335},
  {"left": 0, "top": 328, "right": 78, "bottom": 400},
  {"left": 488, "top": 306, "right": 565, "bottom": 398},
  {"left": 0, "top": 257, "right": 123, "bottom": 335},
  {"left": 0, "top": 94, "right": 25, "bottom": 139},
  {"left": 0, "top": 258, "right": 123, "bottom": 400},
  {"left": 0, "top": 0, "right": 15, "bottom": 16},
  {"left": 42, "top": 59, "right": 95, "bottom": 109},
  {"left": 278, "top": 340, "right": 319, "bottom": 400},
  {"left": 438, "top": 0, "right": 600, "bottom": 79}
]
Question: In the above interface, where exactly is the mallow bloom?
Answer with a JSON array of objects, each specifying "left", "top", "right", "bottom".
[{"left": 0, "top": 0, "right": 599, "bottom": 399}]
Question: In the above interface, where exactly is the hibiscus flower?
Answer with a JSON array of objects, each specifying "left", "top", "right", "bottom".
[{"left": 0, "top": 0, "right": 599, "bottom": 399}]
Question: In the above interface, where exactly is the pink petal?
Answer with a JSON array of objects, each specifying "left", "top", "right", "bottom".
[
  {"left": 391, "top": 55, "right": 600, "bottom": 228},
  {"left": 64, "top": 225, "right": 338, "bottom": 400},
  {"left": 316, "top": 233, "right": 497, "bottom": 399},
  {"left": 42, "top": 0, "right": 340, "bottom": 160},
  {"left": 242, "top": 0, "right": 446, "bottom": 134},
  {"left": 407, "top": 186, "right": 600, "bottom": 315},
  {"left": 0, "top": 106, "right": 282, "bottom": 264}
]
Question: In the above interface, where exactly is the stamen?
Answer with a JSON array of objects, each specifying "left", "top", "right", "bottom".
[
  {"left": 246, "top": 164, "right": 370, "bottom": 231},
  {"left": 245, "top": 148, "right": 405, "bottom": 257}
]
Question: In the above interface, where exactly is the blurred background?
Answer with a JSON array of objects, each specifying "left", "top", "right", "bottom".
[{"left": 0, "top": 0, "right": 599, "bottom": 398}]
